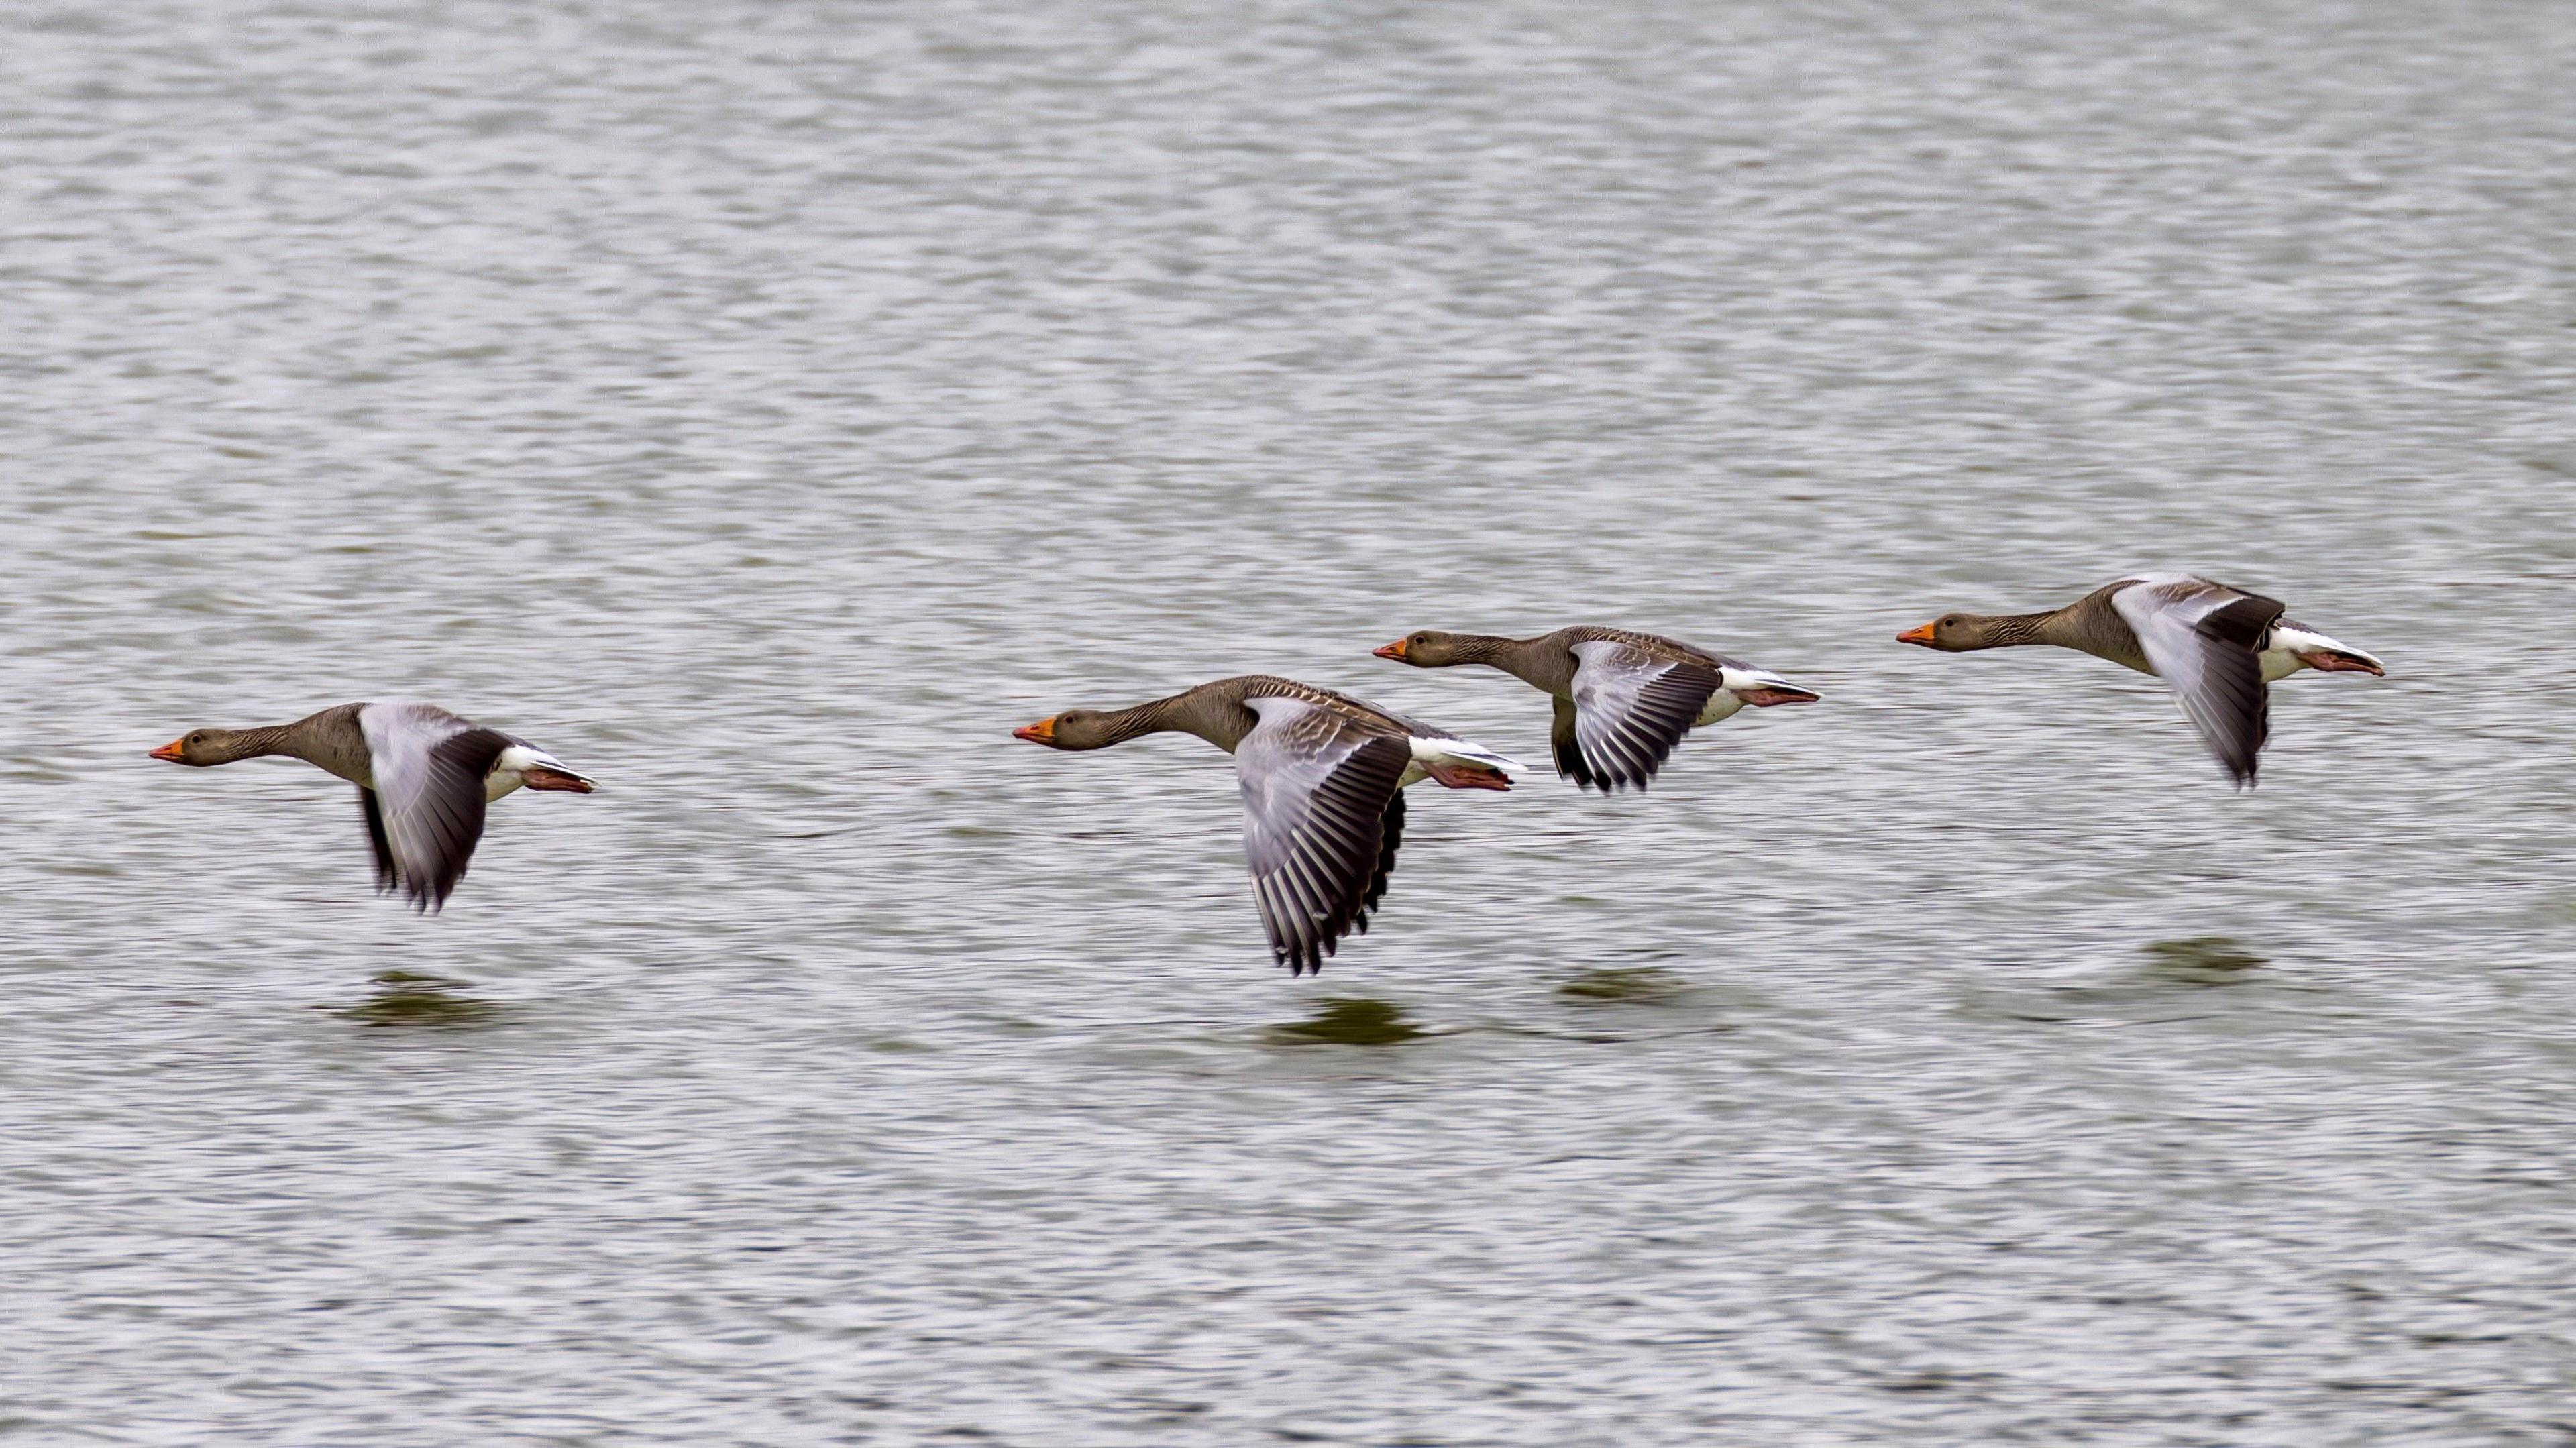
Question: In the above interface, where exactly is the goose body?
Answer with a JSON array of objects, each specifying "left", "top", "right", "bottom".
[
  {"left": 150, "top": 701, "right": 598, "bottom": 909},
  {"left": 1898, "top": 575, "right": 2385, "bottom": 787},
  {"left": 1373, "top": 625, "right": 1818, "bottom": 792},
  {"left": 1013, "top": 675, "right": 1516, "bottom": 974}
]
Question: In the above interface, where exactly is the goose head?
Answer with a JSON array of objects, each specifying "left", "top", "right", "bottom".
[
  {"left": 1012, "top": 709, "right": 1120, "bottom": 750},
  {"left": 1897, "top": 613, "right": 2015, "bottom": 652},
  {"left": 1373, "top": 630, "right": 1477, "bottom": 667},
  {"left": 148, "top": 727, "right": 259, "bottom": 767}
]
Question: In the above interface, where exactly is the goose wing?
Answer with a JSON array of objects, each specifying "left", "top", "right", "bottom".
[
  {"left": 358, "top": 702, "right": 514, "bottom": 910},
  {"left": 2110, "top": 577, "right": 2286, "bottom": 787},
  {"left": 1549, "top": 695, "right": 1595, "bottom": 789},
  {"left": 1235, "top": 695, "right": 1413, "bottom": 974},
  {"left": 1564, "top": 639, "right": 1725, "bottom": 791},
  {"left": 358, "top": 787, "right": 397, "bottom": 894}
]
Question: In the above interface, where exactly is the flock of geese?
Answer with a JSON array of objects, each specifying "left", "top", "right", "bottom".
[{"left": 153, "top": 573, "right": 2384, "bottom": 975}]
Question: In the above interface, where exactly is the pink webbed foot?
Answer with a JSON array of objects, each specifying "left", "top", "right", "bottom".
[
  {"left": 1425, "top": 761, "right": 1511, "bottom": 791},
  {"left": 1737, "top": 686, "right": 1821, "bottom": 706}
]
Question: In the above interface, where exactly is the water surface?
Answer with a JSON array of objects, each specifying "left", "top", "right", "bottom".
[{"left": 7, "top": 1, "right": 2576, "bottom": 1442}]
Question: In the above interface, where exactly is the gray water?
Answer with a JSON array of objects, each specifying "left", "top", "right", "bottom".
[{"left": 7, "top": 0, "right": 2575, "bottom": 1441}]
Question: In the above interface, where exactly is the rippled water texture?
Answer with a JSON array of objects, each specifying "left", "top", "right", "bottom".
[{"left": 7, "top": 1, "right": 2575, "bottom": 1442}]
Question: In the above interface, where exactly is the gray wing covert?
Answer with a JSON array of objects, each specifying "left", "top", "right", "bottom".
[
  {"left": 358, "top": 702, "right": 512, "bottom": 910},
  {"left": 2110, "top": 577, "right": 2286, "bottom": 787},
  {"left": 1235, "top": 697, "right": 1412, "bottom": 974},
  {"left": 1565, "top": 640, "right": 1725, "bottom": 792}
]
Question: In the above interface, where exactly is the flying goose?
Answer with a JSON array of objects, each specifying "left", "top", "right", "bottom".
[
  {"left": 149, "top": 702, "right": 598, "bottom": 909},
  {"left": 1373, "top": 626, "right": 1817, "bottom": 792},
  {"left": 1897, "top": 575, "right": 2385, "bottom": 787},
  {"left": 1012, "top": 675, "right": 1517, "bottom": 974}
]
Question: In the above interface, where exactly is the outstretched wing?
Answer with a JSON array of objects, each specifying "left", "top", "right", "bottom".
[
  {"left": 2110, "top": 577, "right": 2286, "bottom": 787},
  {"left": 1235, "top": 697, "right": 1412, "bottom": 974},
  {"left": 1564, "top": 640, "right": 1726, "bottom": 792},
  {"left": 358, "top": 702, "right": 512, "bottom": 911},
  {"left": 1550, "top": 695, "right": 1596, "bottom": 790},
  {"left": 357, "top": 787, "right": 397, "bottom": 894}
]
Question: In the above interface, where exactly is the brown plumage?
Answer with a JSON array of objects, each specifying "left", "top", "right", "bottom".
[
  {"left": 1373, "top": 626, "right": 1817, "bottom": 792},
  {"left": 1012, "top": 675, "right": 1515, "bottom": 974},
  {"left": 1898, "top": 575, "right": 2385, "bottom": 787},
  {"left": 149, "top": 702, "right": 598, "bottom": 910}
]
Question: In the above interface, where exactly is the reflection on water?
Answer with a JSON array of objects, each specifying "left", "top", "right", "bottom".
[
  {"left": 1556, "top": 966, "right": 1690, "bottom": 1005},
  {"left": 332, "top": 970, "right": 502, "bottom": 1030},
  {"left": 2140, "top": 936, "right": 2269, "bottom": 985},
  {"left": 1265, "top": 997, "right": 1423, "bottom": 1047}
]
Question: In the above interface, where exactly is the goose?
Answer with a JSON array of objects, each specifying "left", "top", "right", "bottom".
[
  {"left": 1012, "top": 675, "right": 1517, "bottom": 974},
  {"left": 1372, "top": 626, "right": 1818, "bottom": 792},
  {"left": 148, "top": 702, "right": 598, "bottom": 910},
  {"left": 1896, "top": 575, "right": 2385, "bottom": 787}
]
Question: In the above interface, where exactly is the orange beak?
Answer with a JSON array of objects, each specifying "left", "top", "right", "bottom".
[
  {"left": 1896, "top": 623, "right": 1938, "bottom": 647},
  {"left": 1373, "top": 640, "right": 1407, "bottom": 661},
  {"left": 148, "top": 738, "right": 186, "bottom": 762},
  {"left": 1012, "top": 717, "right": 1057, "bottom": 745}
]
